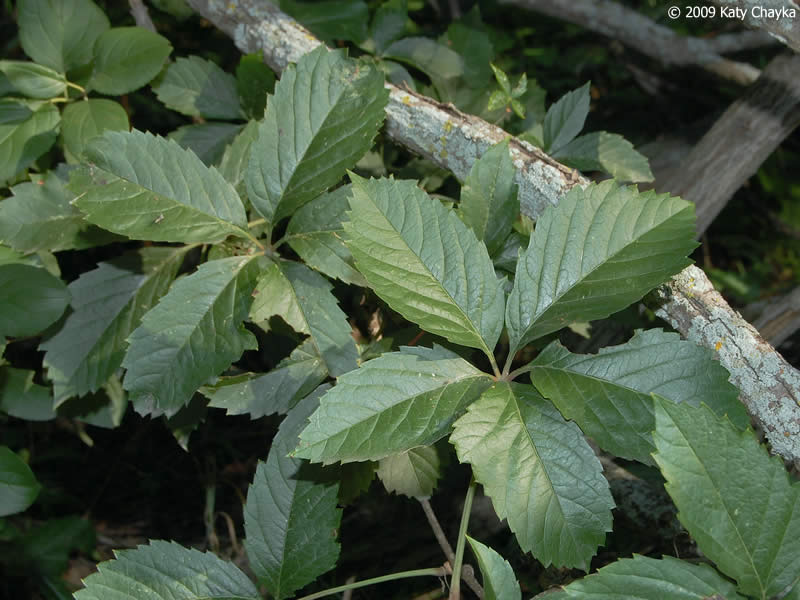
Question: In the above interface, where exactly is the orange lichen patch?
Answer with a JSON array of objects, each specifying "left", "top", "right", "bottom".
[
  {"left": 402, "top": 95, "right": 411, "bottom": 105},
  {"left": 715, "top": 340, "right": 723, "bottom": 351}
]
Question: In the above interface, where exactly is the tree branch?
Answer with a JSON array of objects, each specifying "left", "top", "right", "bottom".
[
  {"left": 708, "top": 0, "right": 800, "bottom": 53},
  {"left": 184, "top": 0, "right": 800, "bottom": 465},
  {"left": 129, "top": 0, "right": 156, "bottom": 32},
  {"left": 498, "top": 0, "right": 763, "bottom": 85},
  {"left": 657, "top": 52, "right": 800, "bottom": 234}
]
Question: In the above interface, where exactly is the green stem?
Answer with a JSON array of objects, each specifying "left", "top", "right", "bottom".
[
  {"left": 65, "top": 80, "right": 86, "bottom": 93},
  {"left": 486, "top": 351, "right": 501, "bottom": 379},
  {"left": 449, "top": 477, "right": 476, "bottom": 600},
  {"left": 506, "top": 363, "right": 533, "bottom": 381},
  {"left": 247, "top": 217, "right": 267, "bottom": 229},
  {"left": 501, "top": 349, "right": 515, "bottom": 379},
  {"left": 295, "top": 567, "right": 447, "bottom": 600}
]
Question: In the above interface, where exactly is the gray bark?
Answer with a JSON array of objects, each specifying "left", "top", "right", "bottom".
[
  {"left": 752, "top": 287, "right": 800, "bottom": 347},
  {"left": 657, "top": 53, "right": 800, "bottom": 234},
  {"left": 185, "top": 0, "right": 800, "bottom": 465},
  {"left": 499, "top": 0, "right": 763, "bottom": 84}
]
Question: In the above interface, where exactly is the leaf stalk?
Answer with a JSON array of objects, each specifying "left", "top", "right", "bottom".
[
  {"left": 295, "top": 567, "right": 447, "bottom": 600},
  {"left": 449, "top": 476, "right": 476, "bottom": 599}
]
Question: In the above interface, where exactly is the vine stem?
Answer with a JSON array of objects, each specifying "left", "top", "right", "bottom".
[
  {"left": 294, "top": 567, "right": 447, "bottom": 600},
  {"left": 449, "top": 477, "right": 476, "bottom": 599}
]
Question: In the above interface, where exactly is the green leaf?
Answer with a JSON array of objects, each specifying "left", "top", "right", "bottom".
[
  {"left": 295, "top": 345, "right": 492, "bottom": 464},
  {"left": 344, "top": 175, "right": 505, "bottom": 358},
  {"left": 0, "top": 170, "right": 115, "bottom": 252},
  {"left": 451, "top": 382, "right": 614, "bottom": 569},
  {"left": 446, "top": 20, "right": 493, "bottom": 88},
  {"left": 506, "top": 180, "right": 696, "bottom": 354},
  {"left": 544, "top": 554, "right": 746, "bottom": 599},
  {"left": 0, "top": 367, "right": 56, "bottom": 421},
  {"left": 653, "top": 399, "right": 800, "bottom": 599},
  {"left": 250, "top": 260, "right": 357, "bottom": 377},
  {"left": 236, "top": 54, "right": 275, "bottom": 119},
  {"left": 377, "top": 446, "right": 441, "bottom": 498},
  {"left": 17, "top": 0, "right": 109, "bottom": 72},
  {"left": 0, "top": 446, "right": 41, "bottom": 516},
  {"left": 382, "top": 37, "right": 463, "bottom": 98},
  {"left": 218, "top": 119, "right": 259, "bottom": 200},
  {"left": 490, "top": 63, "right": 511, "bottom": 95},
  {"left": 168, "top": 122, "right": 243, "bottom": 166},
  {"left": 0, "top": 61, "right": 66, "bottom": 99},
  {"left": 153, "top": 55, "right": 243, "bottom": 120},
  {"left": 370, "top": 0, "right": 407, "bottom": 54},
  {"left": 459, "top": 138, "right": 519, "bottom": 256},
  {"left": 0, "top": 101, "right": 60, "bottom": 185},
  {"left": 41, "top": 246, "right": 187, "bottom": 404},
  {"left": 528, "top": 329, "right": 746, "bottom": 464},
  {"left": 467, "top": 537, "right": 521, "bottom": 600},
  {"left": 244, "top": 388, "right": 341, "bottom": 599},
  {"left": 542, "top": 82, "right": 590, "bottom": 154},
  {"left": 61, "top": 99, "right": 129, "bottom": 163},
  {"left": 76, "top": 130, "right": 249, "bottom": 243},
  {"left": 554, "top": 131, "right": 654, "bottom": 183},
  {"left": 280, "top": 0, "right": 368, "bottom": 44},
  {"left": 0, "top": 264, "right": 69, "bottom": 338},
  {"left": 201, "top": 338, "right": 327, "bottom": 418},
  {"left": 88, "top": 27, "right": 172, "bottom": 95},
  {"left": 0, "top": 99, "right": 34, "bottom": 125},
  {"left": 487, "top": 89, "right": 509, "bottom": 112},
  {"left": 246, "top": 46, "right": 388, "bottom": 226},
  {"left": 18, "top": 515, "right": 95, "bottom": 576},
  {"left": 74, "top": 540, "right": 259, "bottom": 600},
  {"left": 493, "top": 231, "right": 526, "bottom": 274},
  {"left": 122, "top": 255, "right": 261, "bottom": 417},
  {"left": 285, "top": 184, "right": 367, "bottom": 286}
]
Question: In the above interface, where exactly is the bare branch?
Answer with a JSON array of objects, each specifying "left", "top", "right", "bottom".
[
  {"left": 498, "top": 0, "right": 761, "bottom": 84},
  {"left": 129, "top": 0, "right": 156, "bottom": 32},
  {"left": 751, "top": 287, "right": 800, "bottom": 347},
  {"left": 708, "top": 0, "right": 800, "bottom": 53},
  {"left": 657, "top": 52, "right": 800, "bottom": 234},
  {"left": 184, "top": 0, "right": 800, "bottom": 465}
]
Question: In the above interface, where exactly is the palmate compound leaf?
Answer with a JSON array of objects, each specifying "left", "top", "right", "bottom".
[
  {"left": 450, "top": 382, "right": 614, "bottom": 570},
  {"left": 0, "top": 100, "right": 59, "bottom": 185},
  {"left": 244, "top": 386, "right": 342, "bottom": 600},
  {"left": 528, "top": 329, "right": 747, "bottom": 464},
  {"left": 541, "top": 554, "right": 745, "bottom": 599},
  {"left": 459, "top": 138, "right": 519, "bottom": 257},
  {"left": 285, "top": 184, "right": 367, "bottom": 286},
  {"left": 246, "top": 45, "right": 388, "bottom": 226},
  {"left": 74, "top": 540, "right": 259, "bottom": 600},
  {"left": 294, "top": 345, "right": 492, "bottom": 464},
  {"left": 122, "top": 255, "right": 261, "bottom": 418},
  {"left": 653, "top": 399, "right": 800, "bottom": 599},
  {"left": 249, "top": 260, "right": 357, "bottom": 377},
  {"left": 466, "top": 536, "right": 521, "bottom": 600},
  {"left": 344, "top": 175, "right": 505, "bottom": 358},
  {"left": 506, "top": 180, "right": 697, "bottom": 355},
  {"left": 75, "top": 130, "right": 249, "bottom": 243},
  {"left": 200, "top": 338, "right": 328, "bottom": 418},
  {"left": 40, "top": 246, "right": 189, "bottom": 405}
]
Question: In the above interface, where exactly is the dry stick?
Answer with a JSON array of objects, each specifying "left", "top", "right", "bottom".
[
  {"left": 185, "top": 0, "right": 800, "bottom": 465},
  {"left": 498, "top": 0, "right": 764, "bottom": 85},
  {"left": 419, "top": 499, "right": 484, "bottom": 598},
  {"left": 657, "top": 52, "right": 800, "bottom": 234},
  {"left": 129, "top": 0, "right": 157, "bottom": 32},
  {"left": 708, "top": 0, "right": 800, "bottom": 53},
  {"left": 750, "top": 287, "right": 800, "bottom": 348}
]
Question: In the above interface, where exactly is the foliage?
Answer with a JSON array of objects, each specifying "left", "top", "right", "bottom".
[{"left": 0, "top": 1, "right": 797, "bottom": 600}]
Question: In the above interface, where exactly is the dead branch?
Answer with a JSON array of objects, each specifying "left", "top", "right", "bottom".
[
  {"left": 708, "top": 0, "right": 800, "bottom": 53},
  {"left": 657, "top": 52, "right": 800, "bottom": 234},
  {"left": 184, "top": 0, "right": 800, "bottom": 465},
  {"left": 129, "top": 0, "right": 156, "bottom": 32},
  {"left": 750, "top": 287, "right": 800, "bottom": 347},
  {"left": 498, "top": 0, "right": 762, "bottom": 84}
]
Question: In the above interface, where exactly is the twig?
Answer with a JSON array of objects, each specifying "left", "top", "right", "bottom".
[
  {"left": 184, "top": 0, "right": 800, "bottom": 465},
  {"left": 498, "top": 0, "right": 761, "bottom": 84},
  {"left": 419, "top": 499, "right": 483, "bottom": 598},
  {"left": 750, "top": 287, "right": 800, "bottom": 347},
  {"left": 708, "top": 0, "right": 800, "bottom": 53},
  {"left": 129, "top": 0, "right": 157, "bottom": 32},
  {"left": 657, "top": 52, "right": 800, "bottom": 234}
]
